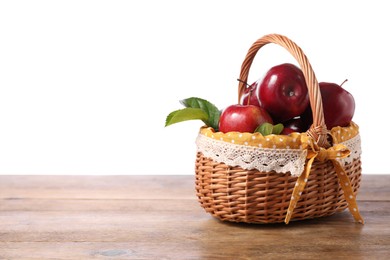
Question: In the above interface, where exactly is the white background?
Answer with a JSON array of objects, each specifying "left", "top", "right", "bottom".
[{"left": 0, "top": 0, "right": 388, "bottom": 175}]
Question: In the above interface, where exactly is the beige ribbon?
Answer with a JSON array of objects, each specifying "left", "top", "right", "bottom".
[{"left": 285, "top": 143, "right": 364, "bottom": 224}]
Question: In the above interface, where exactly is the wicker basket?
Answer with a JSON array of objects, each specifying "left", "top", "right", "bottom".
[{"left": 195, "top": 34, "right": 363, "bottom": 224}]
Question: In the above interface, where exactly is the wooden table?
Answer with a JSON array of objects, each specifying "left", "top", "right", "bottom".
[{"left": 0, "top": 175, "right": 388, "bottom": 259}]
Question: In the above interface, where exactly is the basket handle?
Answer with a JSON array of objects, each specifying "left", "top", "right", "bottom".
[{"left": 238, "top": 34, "right": 329, "bottom": 148}]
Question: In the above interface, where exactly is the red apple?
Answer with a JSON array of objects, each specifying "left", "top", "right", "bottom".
[
  {"left": 219, "top": 104, "right": 273, "bottom": 133},
  {"left": 258, "top": 63, "right": 309, "bottom": 122},
  {"left": 240, "top": 80, "right": 261, "bottom": 107},
  {"left": 302, "top": 80, "right": 355, "bottom": 130},
  {"left": 281, "top": 117, "right": 309, "bottom": 135},
  {"left": 281, "top": 127, "right": 295, "bottom": 135}
]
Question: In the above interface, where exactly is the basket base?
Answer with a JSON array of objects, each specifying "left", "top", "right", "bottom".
[{"left": 195, "top": 152, "right": 362, "bottom": 224}]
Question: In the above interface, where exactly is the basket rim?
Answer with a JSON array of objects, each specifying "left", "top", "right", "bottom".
[{"left": 196, "top": 122, "right": 361, "bottom": 176}]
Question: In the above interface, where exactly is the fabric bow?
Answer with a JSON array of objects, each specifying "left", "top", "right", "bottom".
[{"left": 284, "top": 142, "right": 364, "bottom": 224}]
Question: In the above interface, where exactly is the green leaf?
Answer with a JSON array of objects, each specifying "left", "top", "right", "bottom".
[
  {"left": 255, "top": 123, "right": 285, "bottom": 135},
  {"left": 180, "top": 97, "right": 220, "bottom": 130},
  {"left": 255, "top": 123, "right": 274, "bottom": 135},
  {"left": 165, "top": 108, "right": 208, "bottom": 127},
  {"left": 272, "top": 123, "right": 284, "bottom": 135}
]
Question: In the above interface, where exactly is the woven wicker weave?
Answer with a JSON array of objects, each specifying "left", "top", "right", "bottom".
[{"left": 194, "top": 34, "right": 362, "bottom": 224}]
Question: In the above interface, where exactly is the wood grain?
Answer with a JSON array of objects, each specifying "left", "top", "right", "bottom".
[{"left": 0, "top": 175, "right": 389, "bottom": 259}]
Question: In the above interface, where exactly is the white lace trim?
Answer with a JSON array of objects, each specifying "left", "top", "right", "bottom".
[
  {"left": 196, "top": 133, "right": 362, "bottom": 177},
  {"left": 196, "top": 134, "right": 307, "bottom": 176},
  {"left": 337, "top": 134, "right": 362, "bottom": 165}
]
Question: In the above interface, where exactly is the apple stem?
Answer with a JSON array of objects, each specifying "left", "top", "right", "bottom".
[
  {"left": 340, "top": 79, "right": 348, "bottom": 87},
  {"left": 237, "top": 79, "right": 251, "bottom": 88},
  {"left": 237, "top": 79, "right": 252, "bottom": 105}
]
